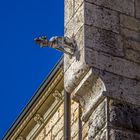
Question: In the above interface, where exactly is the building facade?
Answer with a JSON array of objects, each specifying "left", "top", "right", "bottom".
[{"left": 4, "top": 0, "right": 140, "bottom": 139}]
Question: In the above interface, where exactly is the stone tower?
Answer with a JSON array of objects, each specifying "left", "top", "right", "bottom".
[{"left": 64, "top": 0, "right": 140, "bottom": 139}]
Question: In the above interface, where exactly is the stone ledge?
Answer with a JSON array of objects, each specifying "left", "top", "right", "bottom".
[
  {"left": 85, "top": 49, "right": 140, "bottom": 80},
  {"left": 71, "top": 68, "right": 106, "bottom": 121},
  {"left": 71, "top": 67, "right": 140, "bottom": 122}
]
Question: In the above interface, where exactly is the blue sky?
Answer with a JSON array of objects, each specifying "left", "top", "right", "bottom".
[{"left": 0, "top": 0, "right": 63, "bottom": 138}]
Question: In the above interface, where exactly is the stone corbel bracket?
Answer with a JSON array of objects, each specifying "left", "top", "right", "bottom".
[
  {"left": 71, "top": 67, "right": 140, "bottom": 122},
  {"left": 71, "top": 68, "right": 106, "bottom": 122},
  {"left": 53, "top": 90, "right": 63, "bottom": 101},
  {"left": 33, "top": 113, "right": 44, "bottom": 125}
]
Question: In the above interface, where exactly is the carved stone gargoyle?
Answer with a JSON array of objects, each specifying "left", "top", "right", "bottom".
[{"left": 34, "top": 36, "right": 76, "bottom": 57}]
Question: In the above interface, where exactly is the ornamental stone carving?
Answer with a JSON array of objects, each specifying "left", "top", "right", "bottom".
[
  {"left": 53, "top": 90, "right": 63, "bottom": 101},
  {"left": 33, "top": 113, "right": 44, "bottom": 125}
]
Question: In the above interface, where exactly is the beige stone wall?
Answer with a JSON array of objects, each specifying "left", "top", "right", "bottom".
[
  {"left": 35, "top": 103, "right": 64, "bottom": 140},
  {"left": 64, "top": 0, "right": 140, "bottom": 139},
  {"left": 35, "top": 100, "right": 88, "bottom": 140}
]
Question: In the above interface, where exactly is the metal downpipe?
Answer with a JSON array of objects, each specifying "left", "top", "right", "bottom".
[{"left": 64, "top": 91, "right": 71, "bottom": 140}]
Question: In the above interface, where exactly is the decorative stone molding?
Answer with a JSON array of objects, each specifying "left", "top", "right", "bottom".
[
  {"left": 71, "top": 68, "right": 106, "bottom": 121},
  {"left": 16, "top": 136, "right": 25, "bottom": 140},
  {"left": 4, "top": 65, "right": 63, "bottom": 140},
  {"left": 33, "top": 113, "right": 44, "bottom": 125},
  {"left": 53, "top": 90, "right": 63, "bottom": 101},
  {"left": 71, "top": 67, "right": 140, "bottom": 122}
]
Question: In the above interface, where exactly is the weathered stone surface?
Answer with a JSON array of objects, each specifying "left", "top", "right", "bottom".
[
  {"left": 71, "top": 69, "right": 106, "bottom": 121},
  {"left": 85, "top": 49, "right": 140, "bottom": 80},
  {"left": 64, "top": 48, "right": 89, "bottom": 93},
  {"left": 124, "top": 39, "right": 140, "bottom": 52},
  {"left": 82, "top": 122, "right": 88, "bottom": 139},
  {"left": 64, "top": 0, "right": 140, "bottom": 139},
  {"left": 58, "top": 103, "right": 64, "bottom": 118},
  {"left": 74, "top": 0, "right": 83, "bottom": 13},
  {"left": 84, "top": 136, "right": 88, "bottom": 140},
  {"left": 85, "top": 2, "right": 119, "bottom": 33},
  {"left": 54, "top": 130, "right": 63, "bottom": 140},
  {"left": 65, "top": 0, "right": 84, "bottom": 25},
  {"left": 60, "top": 137, "right": 64, "bottom": 140},
  {"left": 52, "top": 117, "right": 63, "bottom": 137},
  {"left": 71, "top": 119, "right": 78, "bottom": 137},
  {"left": 136, "top": 0, "right": 140, "bottom": 19},
  {"left": 64, "top": 3, "right": 85, "bottom": 88},
  {"left": 109, "top": 100, "right": 140, "bottom": 132},
  {"left": 71, "top": 101, "right": 79, "bottom": 124},
  {"left": 44, "top": 110, "right": 60, "bottom": 135},
  {"left": 120, "top": 14, "right": 140, "bottom": 31},
  {"left": 92, "top": 68, "right": 140, "bottom": 106},
  {"left": 44, "top": 132, "right": 51, "bottom": 140},
  {"left": 64, "top": 0, "right": 74, "bottom": 25},
  {"left": 110, "top": 129, "right": 140, "bottom": 140},
  {"left": 85, "top": 25, "right": 124, "bottom": 57},
  {"left": 125, "top": 49, "right": 140, "bottom": 64},
  {"left": 110, "top": 104, "right": 133, "bottom": 129},
  {"left": 64, "top": 3, "right": 86, "bottom": 96},
  {"left": 94, "top": 129, "right": 107, "bottom": 140},
  {"left": 72, "top": 134, "right": 78, "bottom": 140},
  {"left": 64, "top": 26, "right": 84, "bottom": 72},
  {"left": 124, "top": 39, "right": 140, "bottom": 63},
  {"left": 121, "top": 28, "right": 140, "bottom": 42},
  {"left": 65, "top": 4, "right": 84, "bottom": 37},
  {"left": 88, "top": 100, "right": 106, "bottom": 139},
  {"left": 85, "top": 0, "right": 134, "bottom": 16}
]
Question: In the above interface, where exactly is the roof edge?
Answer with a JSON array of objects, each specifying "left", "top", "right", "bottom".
[{"left": 3, "top": 56, "right": 64, "bottom": 140}]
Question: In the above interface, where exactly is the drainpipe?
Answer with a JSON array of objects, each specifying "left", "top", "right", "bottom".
[
  {"left": 78, "top": 104, "right": 82, "bottom": 140},
  {"left": 64, "top": 91, "right": 71, "bottom": 140}
]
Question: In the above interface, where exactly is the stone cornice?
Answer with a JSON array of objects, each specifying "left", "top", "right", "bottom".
[
  {"left": 27, "top": 94, "right": 64, "bottom": 140},
  {"left": 3, "top": 58, "right": 64, "bottom": 140}
]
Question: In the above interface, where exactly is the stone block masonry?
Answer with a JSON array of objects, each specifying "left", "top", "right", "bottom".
[
  {"left": 35, "top": 101, "right": 88, "bottom": 140},
  {"left": 64, "top": 0, "right": 140, "bottom": 139},
  {"left": 85, "top": 0, "right": 135, "bottom": 16}
]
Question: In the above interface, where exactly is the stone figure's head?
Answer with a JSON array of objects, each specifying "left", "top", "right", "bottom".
[{"left": 34, "top": 36, "right": 49, "bottom": 47}]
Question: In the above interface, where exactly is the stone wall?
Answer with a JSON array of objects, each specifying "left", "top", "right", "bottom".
[
  {"left": 88, "top": 98, "right": 140, "bottom": 140},
  {"left": 35, "top": 103, "right": 64, "bottom": 140},
  {"left": 35, "top": 101, "right": 88, "bottom": 140},
  {"left": 64, "top": 0, "right": 140, "bottom": 139},
  {"left": 84, "top": 0, "right": 140, "bottom": 83},
  {"left": 64, "top": 0, "right": 140, "bottom": 95}
]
